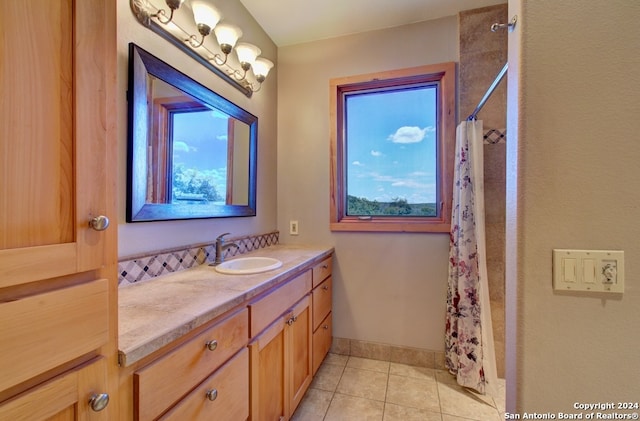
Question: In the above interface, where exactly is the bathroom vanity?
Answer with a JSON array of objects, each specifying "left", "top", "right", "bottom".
[{"left": 117, "top": 245, "right": 333, "bottom": 420}]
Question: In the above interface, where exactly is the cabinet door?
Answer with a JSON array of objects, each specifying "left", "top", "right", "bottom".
[
  {"left": 287, "top": 295, "right": 312, "bottom": 414},
  {"left": 249, "top": 317, "right": 287, "bottom": 421},
  {"left": 0, "top": 0, "right": 114, "bottom": 288},
  {"left": 0, "top": 357, "right": 111, "bottom": 421},
  {"left": 0, "top": 0, "right": 116, "bottom": 408}
]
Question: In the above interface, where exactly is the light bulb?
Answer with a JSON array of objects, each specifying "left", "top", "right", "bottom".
[
  {"left": 214, "top": 23, "right": 242, "bottom": 53},
  {"left": 235, "top": 42, "right": 261, "bottom": 70},
  {"left": 252, "top": 58, "right": 274, "bottom": 82},
  {"left": 191, "top": 0, "right": 221, "bottom": 35}
]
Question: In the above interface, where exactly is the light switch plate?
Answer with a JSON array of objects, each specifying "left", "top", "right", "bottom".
[{"left": 553, "top": 249, "right": 624, "bottom": 293}]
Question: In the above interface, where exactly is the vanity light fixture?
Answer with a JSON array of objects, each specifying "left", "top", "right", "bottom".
[
  {"left": 149, "top": 0, "right": 185, "bottom": 24},
  {"left": 212, "top": 23, "right": 242, "bottom": 65},
  {"left": 130, "top": 0, "right": 274, "bottom": 96},
  {"left": 188, "top": 0, "right": 221, "bottom": 48}
]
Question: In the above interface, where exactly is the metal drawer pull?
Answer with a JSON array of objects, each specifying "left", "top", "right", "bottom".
[
  {"left": 88, "top": 393, "right": 109, "bottom": 412},
  {"left": 89, "top": 215, "right": 110, "bottom": 231},
  {"left": 323, "top": 324, "right": 329, "bottom": 330},
  {"left": 206, "top": 389, "right": 218, "bottom": 401},
  {"left": 287, "top": 317, "right": 294, "bottom": 326},
  {"left": 322, "top": 285, "right": 329, "bottom": 291},
  {"left": 205, "top": 340, "right": 218, "bottom": 351}
]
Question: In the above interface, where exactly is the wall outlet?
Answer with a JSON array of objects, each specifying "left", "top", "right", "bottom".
[{"left": 289, "top": 220, "right": 299, "bottom": 235}]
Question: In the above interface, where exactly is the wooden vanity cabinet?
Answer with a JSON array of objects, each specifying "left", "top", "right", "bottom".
[
  {"left": 122, "top": 253, "right": 333, "bottom": 421},
  {"left": 311, "top": 258, "right": 333, "bottom": 374},
  {"left": 159, "top": 349, "right": 249, "bottom": 421},
  {"left": 248, "top": 271, "right": 313, "bottom": 421},
  {"left": 133, "top": 308, "right": 249, "bottom": 420}
]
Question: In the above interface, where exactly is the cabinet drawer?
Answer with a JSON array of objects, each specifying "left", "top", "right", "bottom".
[
  {"left": 135, "top": 308, "right": 248, "bottom": 421},
  {"left": 160, "top": 348, "right": 249, "bottom": 421},
  {"left": 249, "top": 270, "right": 311, "bottom": 337},
  {"left": 0, "top": 279, "right": 109, "bottom": 392},
  {"left": 312, "top": 277, "right": 332, "bottom": 331},
  {"left": 312, "top": 257, "right": 332, "bottom": 288},
  {"left": 0, "top": 356, "right": 110, "bottom": 421},
  {"left": 312, "top": 313, "right": 332, "bottom": 375}
]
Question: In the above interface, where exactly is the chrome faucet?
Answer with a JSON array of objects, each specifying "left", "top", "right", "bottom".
[{"left": 212, "top": 233, "right": 239, "bottom": 266}]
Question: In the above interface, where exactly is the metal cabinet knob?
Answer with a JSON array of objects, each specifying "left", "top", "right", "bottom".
[
  {"left": 206, "top": 340, "right": 218, "bottom": 351},
  {"left": 323, "top": 325, "right": 329, "bottom": 330},
  {"left": 322, "top": 285, "right": 329, "bottom": 291},
  {"left": 286, "top": 318, "right": 294, "bottom": 326},
  {"left": 89, "top": 215, "right": 110, "bottom": 231},
  {"left": 88, "top": 393, "right": 109, "bottom": 412},
  {"left": 206, "top": 389, "right": 218, "bottom": 401}
]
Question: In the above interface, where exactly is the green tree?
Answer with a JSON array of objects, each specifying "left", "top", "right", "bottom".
[{"left": 386, "top": 197, "right": 412, "bottom": 215}]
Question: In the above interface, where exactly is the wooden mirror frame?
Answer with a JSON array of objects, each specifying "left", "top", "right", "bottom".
[{"left": 126, "top": 43, "right": 258, "bottom": 222}]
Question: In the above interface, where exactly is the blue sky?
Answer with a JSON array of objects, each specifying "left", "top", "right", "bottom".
[
  {"left": 171, "top": 109, "right": 230, "bottom": 191},
  {"left": 345, "top": 85, "right": 438, "bottom": 204}
]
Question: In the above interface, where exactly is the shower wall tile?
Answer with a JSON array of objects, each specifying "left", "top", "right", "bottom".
[
  {"left": 117, "top": 231, "right": 279, "bottom": 286},
  {"left": 459, "top": 5, "right": 508, "bottom": 127},
  {"left": 459, "top": 3, "right": 507, "bottom": 378},
  {"left": 459, "top": 5, "right": 508, "bottom": 54}
]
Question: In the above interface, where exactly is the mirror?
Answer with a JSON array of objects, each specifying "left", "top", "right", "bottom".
[{"left": 127, "top": 43, "right": 257, "bottom": 222}]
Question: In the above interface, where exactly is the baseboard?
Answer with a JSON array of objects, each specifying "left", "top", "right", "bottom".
[{"left": 330, "top": 337, "right": 446, "bottom": 370}]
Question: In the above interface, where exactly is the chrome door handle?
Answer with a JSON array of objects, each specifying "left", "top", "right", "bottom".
[
  {"left": 205, "top": 340, "right": 218, "bottom": 351},
  {"left": 206, "top": 389, "right": 218, "bottom": 401},
  {"left": 89, "top": 215, "right": 110, "bottom": 231},
  {"left": 88, "top": 393, "right": 109, "bottom": 412}
]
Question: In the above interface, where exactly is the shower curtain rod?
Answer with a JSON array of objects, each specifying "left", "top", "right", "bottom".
[{"left": 467, "top": 62, "right": 508, "bottom": 121}]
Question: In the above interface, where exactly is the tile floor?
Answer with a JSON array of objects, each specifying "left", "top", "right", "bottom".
[{"left": 292, "top": 353, "right": 505, "bottom": 421}]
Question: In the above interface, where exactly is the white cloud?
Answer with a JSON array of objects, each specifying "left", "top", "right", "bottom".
[
  {"left": 352, "top": 161, "right": 364, "bottom": 166},
  {"left": 370, "top": 150, "right": 383, "bottom": 157},
  {"left": 173, "top": 141, "right": 190, "bottom": 152},
  {"left": 387, "top": 126, "right": 434, "bottom": 144}
]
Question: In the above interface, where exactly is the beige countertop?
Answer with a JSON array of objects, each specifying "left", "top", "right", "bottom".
[{"left": 118, "top": 244, "right": 334, "bottom": 367}]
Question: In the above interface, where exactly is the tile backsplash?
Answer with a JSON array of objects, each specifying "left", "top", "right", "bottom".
[{"left": 118, "top": 231, "right": 279, "bottom": 286}]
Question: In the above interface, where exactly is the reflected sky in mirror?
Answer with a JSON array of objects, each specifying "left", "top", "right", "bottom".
[{"left": 148, "top": 76, "right": 250, "bottom": 206}]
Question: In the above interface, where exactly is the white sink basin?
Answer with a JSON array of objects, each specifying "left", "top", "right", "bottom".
[{"left": 214, "top": 257, "right": 283, "bottom": 275}]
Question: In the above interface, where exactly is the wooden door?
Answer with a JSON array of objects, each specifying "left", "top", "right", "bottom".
[
  {"left": 249, "top": 317, "right": 287, "bottom": 421},
  {"left": 287, "top": 295, "right": 313, "bottom": 414},
  {"left": 0, "top": 0, "right": 117, "bottom": 409}
]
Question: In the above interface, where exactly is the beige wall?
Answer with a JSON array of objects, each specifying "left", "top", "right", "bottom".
[
  {"left": 277, "top": 17, "right": 459, "bottom": 351},
  {"left": 508, "top": 0, "right": 640, "bottom": 411},
  {"left": 116, "top": 0, "right": 278, "bottom": 257}
]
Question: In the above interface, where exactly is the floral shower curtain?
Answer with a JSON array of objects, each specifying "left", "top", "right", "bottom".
[{"left": 445, "top": 120, "right": 499, "bottom": 396}]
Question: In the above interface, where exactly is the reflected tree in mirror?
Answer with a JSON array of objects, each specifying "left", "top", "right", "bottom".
[{"left": 127, "top": 43, "right": 257, "bottom": 222}]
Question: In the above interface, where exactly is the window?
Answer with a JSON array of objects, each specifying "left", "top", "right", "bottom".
[{"left": 330, "top": 62, "right": 456, "bottom": 232}]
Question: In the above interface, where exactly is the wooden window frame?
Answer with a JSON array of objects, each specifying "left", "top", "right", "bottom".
[{"left": 330, "top": 62, "right": 456, "bottom": 233}]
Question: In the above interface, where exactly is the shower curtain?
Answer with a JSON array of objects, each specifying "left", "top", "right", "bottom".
[{"left": 445, "top": 120, "right": 499, "bottom": 396}]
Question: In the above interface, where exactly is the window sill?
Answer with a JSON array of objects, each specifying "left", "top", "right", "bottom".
[{"left": 330, "top": 218, "right": 450, "bottom": 233}]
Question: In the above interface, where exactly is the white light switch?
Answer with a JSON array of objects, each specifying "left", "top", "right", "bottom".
[
  {"left": 582, "top": 259, "right": 596, "bottom": 284},
  {"left": 553, "top": 249, "right": 624, "bottom": 293},
  {"left": 563, "top": 258, "right": 577, "bottom": 283}
]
